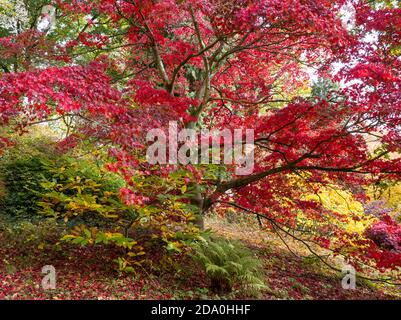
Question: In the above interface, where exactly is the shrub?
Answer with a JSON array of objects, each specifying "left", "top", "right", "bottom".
[
  {"left": 0, "top": 131, "right": 126, "bottom": 223},
  {"left": 36, "top": 155, "right": 126, "bottom": 227},
  {"left": 0, "top": 131, "right": 62, "bottom": 218},
  {"left": 363, "top": 200, "right": 394, "bottom": 218},
  {"left": 0, "top": 152, "right": 55, "bottom": 219},
  {"left": 37, "top": 154, "right": 200, "bottom": 273},
  {"left": 0, "top": 180, "right": 6, "bottom": 199},
  {"left": 0, "top": 217, "right": 64, "bottom": 249},
  {"left": 365, "top": 215, "right": 401, "bottom": 252},
  {"left": 191, "top": 238, "right": 267, "bottom": 297},
  {"left": 0, "top": 131, "right": 200, "bottom": 273}
]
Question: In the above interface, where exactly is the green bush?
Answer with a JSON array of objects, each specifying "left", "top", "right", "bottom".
[
  {"left": 191, "top": 238, "right": 268, "bottom": 297},
  {"left": 0, "top": 132, "right": 200, "bottom": 273},
  {"left": 36, "top": 155, "right": 126, "bottom": 227},
  {"left": 0, "top": 135, "right": 125, "bottom": 223},
  {"left": 0, "top": 217, "right": 64, "bottom": 249},
  {"left": 0, "top": 153, "right": 54, "bottom": 219}
]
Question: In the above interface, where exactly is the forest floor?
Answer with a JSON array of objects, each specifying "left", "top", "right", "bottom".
[{"left": 0, "top": 214, "right": 400, "bottom": 300}]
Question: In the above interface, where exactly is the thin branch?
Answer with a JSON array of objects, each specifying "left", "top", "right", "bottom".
[{"left": 216, "top": 201, "right": 401, "bottom": 286}]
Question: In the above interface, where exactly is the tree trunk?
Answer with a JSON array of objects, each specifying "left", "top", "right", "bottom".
[{"left": 190, "top": 183, "right": 205, "bottom": 230}]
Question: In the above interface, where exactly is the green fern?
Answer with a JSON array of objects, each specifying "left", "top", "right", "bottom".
[{"left": 191, "top": 238, "right": 268, "bottom": 297}]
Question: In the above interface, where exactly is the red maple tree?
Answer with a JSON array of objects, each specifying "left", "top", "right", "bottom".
[{"left": 1, "top": 0, "right": 401, "bottom": 276}]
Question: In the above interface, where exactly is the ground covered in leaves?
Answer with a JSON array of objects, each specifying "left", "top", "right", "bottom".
[{"left": 0, "top": 215, "right": 400, "bottom": 300}]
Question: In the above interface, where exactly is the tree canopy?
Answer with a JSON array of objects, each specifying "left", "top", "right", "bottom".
[{"left": 1, "top": 0, "right": 401, "bottom": 279}]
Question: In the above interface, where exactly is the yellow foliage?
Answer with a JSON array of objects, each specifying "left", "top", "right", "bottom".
[
  {"left": 311, "top": 188, "right": 364, "bottom": 215},
  {"left": 305, "top": 186, "right": 375, "bottom": 235},
  {"left": 368, "top": 182, "right": 401, "bottom": 212}
]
